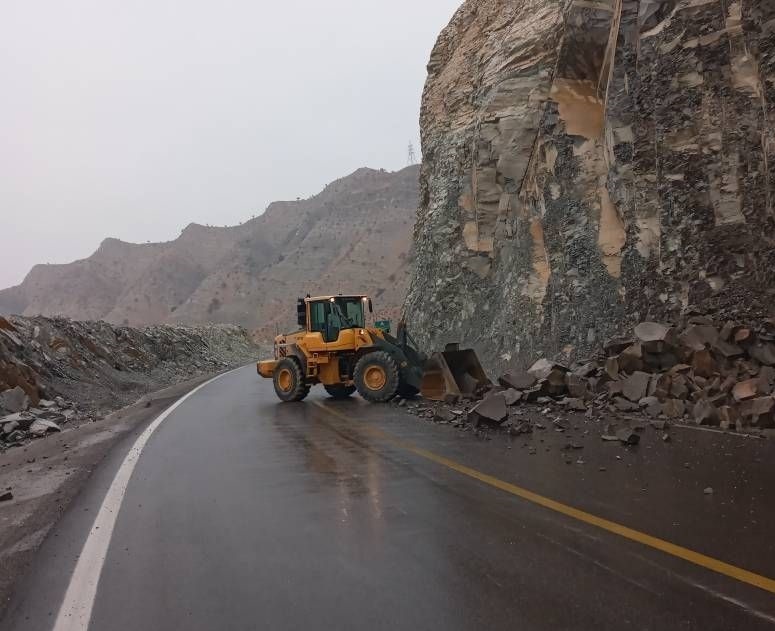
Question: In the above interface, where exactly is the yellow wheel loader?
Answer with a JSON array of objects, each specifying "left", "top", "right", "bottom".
[{"left": 257, "top": 294, "right": 490, "bottom": 403}]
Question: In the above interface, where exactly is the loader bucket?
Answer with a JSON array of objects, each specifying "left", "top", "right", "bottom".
[{"left": 420, "top": 346, "right": 490, "bottom": 401}]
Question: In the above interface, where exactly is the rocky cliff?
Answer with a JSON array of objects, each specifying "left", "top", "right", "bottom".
[
  {"left": 1, "top": 166, "right": 419, "bottom": 338},
  {"left": 406, "top": 0, "right": 775, "bottom": 372}
]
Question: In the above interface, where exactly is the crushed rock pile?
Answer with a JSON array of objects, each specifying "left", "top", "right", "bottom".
[
  {"left": 0, "top": 315, "right": 259, "bottom": 450},
  {"left": 399, "top": 316, "right": 775, "bottom": 442}
]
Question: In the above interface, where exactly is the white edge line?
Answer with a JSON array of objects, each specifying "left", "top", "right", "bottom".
[{"left": 52, "top": 367, "right": 241, "bottom": 631}]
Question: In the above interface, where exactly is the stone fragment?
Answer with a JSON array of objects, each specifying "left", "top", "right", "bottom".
[
  {"left": 712, "top": 339, "right": 743, "bottom": 358},
  {"left": 670, "top": 374, "right": 689, "bottom": 399},
  {"left": 692, "top": 399, "right": 717, "bottom": 425},
  {"left": 634, "top": 322, "right": 675, "bottom": 352},
  {"left": 0, "top": 387, "right": 28, "bottom": 413},
  {"left": 28, "top": 419, "right": 61, "bottom": 436},
  {"left": 679, "top": 325, "right": 719, "bottom": 351},
  {"left": 734, "top": 328, "right": 753, "bottom": 345},
  {"left": 612, "top": 397, "right": 639, "bottom": 411},
  {"left": 622, "top": 372, "right": 651, "bottom": 402},
  {"left": 498, "top": 371, "right": 536, "bottom": 390},
  {"left": 572, "top": 362, "right": 597, "bottom": 378},
  {"left": 639, "top": 396, "right": 662, "bottom": 418},
  {"left": 704, "top": 487, "right": 714, "bottom": 495},
  {"left": 739, "top": 397, "right": 775, "bottom": 423},
  {"left": 604, "top": 337, "right": 633, "bottom": 356},
  {"left": 469, "top": 394, "right": 508, "bottom": 425},
  {"left": 433, "top": 408, "right": 455, "bottom": 423},
  {"left": 566, "top": 374, "right": 589, "bottom": 399},
  {"left": 749, "top": 343, "right": 775, "bottom": 366},
  {"left": 717, "top": 405, "right": 739, "bottom": 430},
  {"left": 616, "top": 428, "right": 640, "bottom": 445},
  {"left": 733, "top": 379, "right": 761, "bottom": 402},
  {"left": 617, "top": 344, "right": 644, "bottom": 373},
  {"left": 502, "top": 388, "right": 522, "bottom": 406},
  {"left": 561, "top": 397, "right": 587, "bottom": 411},
  {"left": 527, "top": 358, "right": 555, "bottom": 380},
  {"left": 653, "top": 373, "right": 671, "bottom": 400},
  {"left": 662, "top": 399, "right": 686, "bottom": 419},
  {"left": 691, "top": 350, "right": 716, "bottom": 378},
  {"left": 760, "top": 366, "right": 775, "bottom": 385},
  {"left": 604, "top": 357, "right": 619, "bottom": 380},
  {"left": 540, "top": 368, "right": 568, "bottom": 397}
]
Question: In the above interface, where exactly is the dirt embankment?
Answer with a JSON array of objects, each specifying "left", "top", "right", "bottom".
[{"left": 0, "top": 314, "right": 259, "bottom": 448}]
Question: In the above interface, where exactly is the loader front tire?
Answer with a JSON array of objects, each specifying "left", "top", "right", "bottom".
[
  {"left": 324, "top": 384, "right": 356, "bottom": 399},
  {"left": 273, "top": 358, "right": 309, "bottom": 402},
  {"left": 354, "top": 351, "right": 399, "bottom": 402}
]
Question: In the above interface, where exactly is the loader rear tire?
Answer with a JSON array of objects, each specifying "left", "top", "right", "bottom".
[
  {"left": 354, "top": 351, "right": 399, "bottom": 402},
  {"left": 273, "top": 358, "right": 309, "bottom": 402},
  {"left": 324, "top": 384, "right": 356, "bottom": 399}
]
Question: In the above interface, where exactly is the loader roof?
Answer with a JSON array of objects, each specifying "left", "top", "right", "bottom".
[{"left": 305, "top": 294, "right": 367, "bottom": 302}]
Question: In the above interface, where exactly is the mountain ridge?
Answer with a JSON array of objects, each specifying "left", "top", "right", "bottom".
[{"left": 1, "top": 165, "right": 419, "bottom": 337}]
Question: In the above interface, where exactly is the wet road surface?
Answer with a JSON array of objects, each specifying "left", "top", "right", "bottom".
[{"left": 3, "top": 365, "right": 775, "bottom": 630}]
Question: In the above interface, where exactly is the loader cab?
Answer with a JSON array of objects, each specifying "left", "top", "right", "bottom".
[{"left": 300, "top": 295, "right": 371, "bottom": 344}]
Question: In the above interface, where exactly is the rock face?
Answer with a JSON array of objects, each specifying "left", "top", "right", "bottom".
[
  {"left": 406, "top": 0, "right": 775, "bottom": 372},
  {"left": 1, "top": 167, "right": 419, "bottom": 338}
]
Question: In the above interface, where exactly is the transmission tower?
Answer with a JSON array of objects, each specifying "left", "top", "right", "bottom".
[{"left": 407, "top": 142, "right": 417, "bottom": 165}]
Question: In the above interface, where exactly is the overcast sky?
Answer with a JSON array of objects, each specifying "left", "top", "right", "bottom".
[{"left": 0, "top": 0, "right": 460, "bottom": 289}]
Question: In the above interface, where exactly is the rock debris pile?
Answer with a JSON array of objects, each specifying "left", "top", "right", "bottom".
[
  {"left": 402, "top": 317, "right": 775, "bottom": 439},
  {"left": 0, "top": 315, "right": 259, "bottom": 450}
]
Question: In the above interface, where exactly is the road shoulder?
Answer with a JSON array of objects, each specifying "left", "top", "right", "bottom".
[{"left": 0, "top": 371, "right": 231, "bottom": 618}]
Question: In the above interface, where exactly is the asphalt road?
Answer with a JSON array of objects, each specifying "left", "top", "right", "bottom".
[{"left": 3, "top": 365, "right": 775, "bottom": 630}]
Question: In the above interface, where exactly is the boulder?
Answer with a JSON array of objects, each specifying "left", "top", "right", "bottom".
[
  {"left": 662, "top": 399, "right": 686, "bottom": 419},
  {"left": 733, "top": 378, "right": 762, "bottom": 402},
  {"left": 498, "top": 371, "right": 536, "bottom": 390},
  {"left": 0, "top": 386, "right": 28, "bottom": 413},
  {"left": 692, "top": 399, "right": 717, "bottom": 425},
  {"left": 639, "top": 396, "right": 662, "bottom": 418},
  {"left": 527, "top": 358, "right": 565, "bottom": 380},
  {"left": 634, "top": 322, "right": 675, "bottom": 352},
  {"left": 691, "top": 349, "right": 716, "bottom": 378},
  {"left": 561, "top": 397, "right": 587, "bottom": 411},
  {"left": 566, "top": 374, "right": 590, "bottom": 399},
  {"left": 469, "top": 394, "right": 508, "bottom": 425},
  {"left": 502, "top": 388, "right": 522, "bottom": 406},
  {"left": 617, "top": 344, "right": 644, "bottom": 374},
  {"left": 679, "top": 325, "right": 719, "bottom": 351},
  {"left": 739, "top": 397, "right": 775, "bottom": 424},
  {"left": 717, "top": 405, "right": 740, "bottom": 430},
  {"left": 622, "top": 372, "right": 651, "bottom": 402},
  {"left": 712, "top": 339, "right": 743, "bottom": 358},
  {"left": 28, "top": 419, "right": 61, "bottom": 436},
  {"left": 615, "top": 428, "right": 640, "bottom": 445},
  {"left": 749, "top": 343, "right": 775, "bottom": 366}
]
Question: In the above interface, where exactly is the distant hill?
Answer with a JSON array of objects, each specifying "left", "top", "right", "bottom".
[{"left": 0, "top": 166, "right": 419, "bottom": 339}]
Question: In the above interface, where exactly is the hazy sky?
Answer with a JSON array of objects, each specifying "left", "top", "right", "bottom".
[{"left": 0, "top": 0, "right": 460, "bottom": 288}]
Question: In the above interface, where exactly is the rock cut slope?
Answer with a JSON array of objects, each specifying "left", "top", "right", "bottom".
[
  {"left": 406, "top": 0, "right": 775, "bottom": 372},
  {"left": 1, "top": 166, "right": 419, "bottom": 337}
]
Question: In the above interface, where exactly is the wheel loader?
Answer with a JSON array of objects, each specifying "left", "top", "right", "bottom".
[{"left": 256, "top": 294, "right": 490, "bottom": 403}]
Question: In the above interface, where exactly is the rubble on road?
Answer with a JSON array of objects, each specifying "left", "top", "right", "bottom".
[
  {"left": 0, "top": 314, "right": 260, "bottom": 451},
  {"left": 395, "top": 315, "right": 775, "bottom": 445}
]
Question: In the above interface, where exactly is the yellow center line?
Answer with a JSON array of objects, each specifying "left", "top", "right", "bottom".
[{"left": 312, "top": 401, "right": 775, "bottom": 595}]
